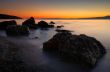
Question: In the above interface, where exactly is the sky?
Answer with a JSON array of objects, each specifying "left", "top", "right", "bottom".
[{"left": 0, "top": 0, "right": 110, "bottom": 18}]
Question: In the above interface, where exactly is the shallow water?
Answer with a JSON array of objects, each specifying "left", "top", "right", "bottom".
[{"left": 0, "top": 19, "right": 110, "bottom": 72}]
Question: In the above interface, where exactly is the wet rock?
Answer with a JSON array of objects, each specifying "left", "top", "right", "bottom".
[
  {"left": 22, "top": 17, "right": 37, "bottom": 29},
  {"left": 55, "top": 29, "right": 73, "bottom": 33},
  {"left": 49, "top": 21, "right": 55, "bottom": 24},
  {"left": 0, "top": 20, "right": 17, "bottom": 30},
  {"left": 37, "top": 21, "right": 54, "bottom": 28},
  {"left": 43, "top": 31, "right": 106, "bottom": 66},
  {"left": 56, "top": 25, "right": 64, "bottom": 28},
  {"left": 6, "top": 25, "right": 29, "bottom": 36},
  {"left": 31, "top": 36, "right": 38, "bottom": 39}
]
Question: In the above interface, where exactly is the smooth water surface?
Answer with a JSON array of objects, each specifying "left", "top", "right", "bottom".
[{"left": 0, "top": 19, "right": 110, "bottom": 72}]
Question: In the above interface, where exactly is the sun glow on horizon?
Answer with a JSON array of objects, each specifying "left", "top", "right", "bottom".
[{"left": 0, "top": 0, "right": 110, "bottom": 18}]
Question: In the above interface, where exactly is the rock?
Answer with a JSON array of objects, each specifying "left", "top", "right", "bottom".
[
  {"left": 55, "top": 29, "right": 73, "bottom": 33},
  {"left": 43, "top": 31, "right": 106, "bottom": 66},
  {"left": 22, "top": 17, "right": 37, "bottom": 29},
  {"left": 37, "top": 21, "right": 48, "bottom": 28},
  {"left": 30, "top": 36, "right": 38, "bottom": 39},
  {"left": 56, "top": 25, "right": 64, "bottom": 28},
  {"left": 49, "top": 21, "right": 55, "bottom": 24},
  {"left": 48, "top": 25, "right": 54, "bottom": 28},
  {"left": 0, "top": 37, "right": 48, "bottom": 72},
  {"left": 0, "top": 37, "right": 26, "bottom": 72},
  {"left": 6, "top": 25, "right": 29, "bottom": 36},
  {"left": 0, "top": 20, "right": 17, "bottom": 30},
  {"left": 37, "top": 21, "right": 54, "bottom": 28}
]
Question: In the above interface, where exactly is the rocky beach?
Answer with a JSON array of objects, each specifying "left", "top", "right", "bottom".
[{"left": 0, "top": 18, "right": 109, "bottom": 72}]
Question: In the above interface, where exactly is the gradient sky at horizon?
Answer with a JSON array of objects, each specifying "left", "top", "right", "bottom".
[{"left": 0, "top": 0, "right": 110, "bottom": 18}]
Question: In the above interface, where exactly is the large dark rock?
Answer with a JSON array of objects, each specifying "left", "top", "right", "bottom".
[
  {"left": 6, "top": 25, "right": 29, "bottom": 36},
  {"left": 22, "top": 17, "right": 37, "bottom": 29},
  {"left": 37, "top": 21, "right": 54, "bottom": 28},
  {"left": 0, "top": 20, "right": 17, "bottom": 30},
  {"left": 43, "top": 31, "right": 106, "bottom": 66}
]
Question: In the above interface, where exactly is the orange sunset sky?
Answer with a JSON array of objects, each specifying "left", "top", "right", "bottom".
[{"left": 0, "top": 0, "right": 110, "bottom": 18}]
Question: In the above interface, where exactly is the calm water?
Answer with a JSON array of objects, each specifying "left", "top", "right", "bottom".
[{"left": 0, "top": 19, "right": 110, "bottom": 72}]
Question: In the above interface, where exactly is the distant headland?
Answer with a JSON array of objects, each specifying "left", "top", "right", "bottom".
[
  {"left": 37, "top": 16, "right": 110, "bottom": 20},
  {"left": 0, "top": 14, "right": 22, "bottom": 19},
  {"left": 78, "top": 16, "right": 110, "bottom": 19}
]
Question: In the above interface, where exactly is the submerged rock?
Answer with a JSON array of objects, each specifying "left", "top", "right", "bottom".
[
  {"left": 0, "top": 20, "right": 17, "bottom": 30},
  {"left": 55, "top": 29, "right": 73, "bottom": 33},
  {"left": 22, "top": 17, "right": 37, "bottom": 29},
  {"left": 6, "top": 25, "right": 29, "bottom": 36},
  {"left": 56, "top": 25, "right": 64, "bottom": 28},
  {"left": 43, "top": 31, "right": 106, "bottom": 66}
]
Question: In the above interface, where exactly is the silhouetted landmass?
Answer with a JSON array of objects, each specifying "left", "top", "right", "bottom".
[
  {"left": 79, "top": 16, "right": 110, "bottom": 19},
  {"left": 0, "top": 14, "right": 22, "bottom": 19},
  {"left": 39, "top": 16, "right": 110, "bottom": 20}
]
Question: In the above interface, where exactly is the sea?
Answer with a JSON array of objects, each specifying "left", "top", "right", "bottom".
[{"left": 0, "top": 19, "right": 110, "bottom": 72}]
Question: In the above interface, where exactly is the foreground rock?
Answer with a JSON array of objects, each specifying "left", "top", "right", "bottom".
[
  {"left": 0, "top": 20, "right": 17, "bottom": 30},
  {"left": 43, "top": 31, "right": 106, "bottom": 66},
  {"left": 22, "top": 17, "right": 37, "bottom": 29},
  {"left": 38, "top": 21, "right": 54, "bottom": 28},
  {"left": 0, "top": 37, "right": 51, "bottom": 72},
  {"left": 0, "top": 37, "right": 26, "bottom": 72},
  {"left": 6, "top": 25, "right": 29, "bottom": 36}
]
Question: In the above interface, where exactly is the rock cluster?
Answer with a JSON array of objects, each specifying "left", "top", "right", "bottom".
[
  {"left": 0, "top": 20, "right": 17, "bottom": 30},
  {"left": 43, "top": 31, "right": 106, "bottom": 66},
  {"left": 0, "top": 20, "right": 29, "bottom": 36},
  {"left": 0, "top": 17, "right": 56, "bottom": 36},
  {"left": 6, "top": 25, "right": 29, "bottom": 36},
  {"left": 22, "top": 17, "right": 54, "bottom": 29}
]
